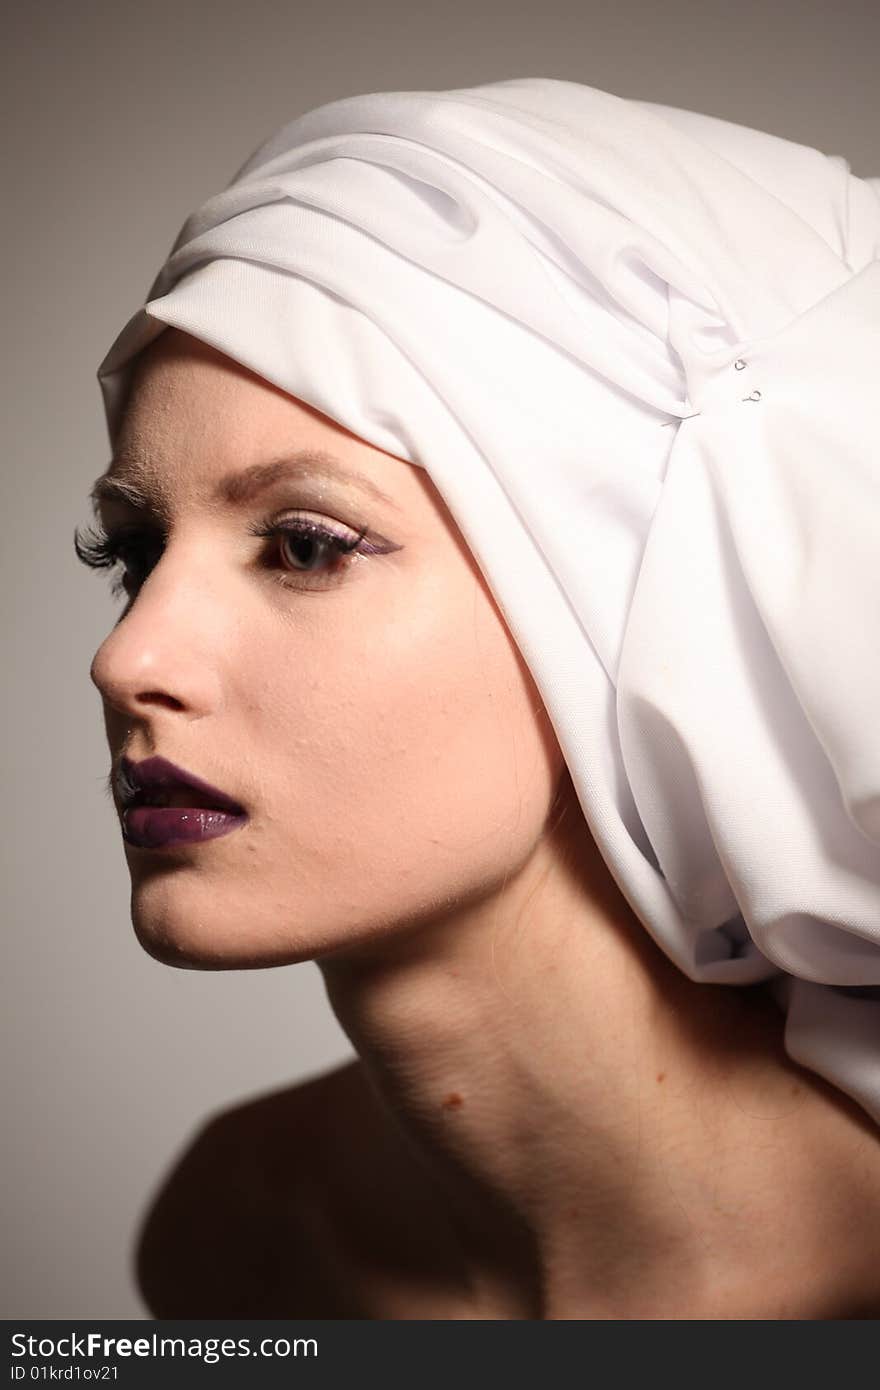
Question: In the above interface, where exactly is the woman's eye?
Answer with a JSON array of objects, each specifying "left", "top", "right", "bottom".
[
  {"left": 120, "top": 535, "right": 163, "bottom": 590},
  {"left": 268, "top": 517, "right": 366, "bottom": 579}
]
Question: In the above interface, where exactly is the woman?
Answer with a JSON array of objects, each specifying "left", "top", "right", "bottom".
[{"left": 76, "top": 78, "right": 880, "bottom": 1318}]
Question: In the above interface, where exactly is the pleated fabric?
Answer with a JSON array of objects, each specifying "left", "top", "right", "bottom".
[{"left": 96, "top": 79, "right": 880, "bottom": 1125}]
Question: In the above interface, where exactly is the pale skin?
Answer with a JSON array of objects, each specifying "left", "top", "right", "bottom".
[{"left": 86, "top": 329, "right": 880, "bottom": 1319}]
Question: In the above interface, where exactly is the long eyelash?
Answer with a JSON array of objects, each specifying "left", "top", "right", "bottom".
[
  {"left": 73, "top": 522, "right": 125, "bottom": 571},
  {"left": 248, "top": 516, "right": 368, "bottom": 560},
  {"left": 73, "top": 521, "right": 151, "bottom": 599}
]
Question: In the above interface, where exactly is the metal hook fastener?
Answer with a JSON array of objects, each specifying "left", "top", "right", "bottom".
[
  {"left": 734, "top": 358, "right": 747, "bottom": 370},
  {"left": 742, "top": 389, "right": 762, "bottom": 402}
]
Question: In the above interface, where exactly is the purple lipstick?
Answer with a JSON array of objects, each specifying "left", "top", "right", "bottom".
[{"left": 116, "top": 755, "right": 248, "bottom": 850}]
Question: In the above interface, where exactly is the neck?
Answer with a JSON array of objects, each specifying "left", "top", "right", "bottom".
[{"left": 319, "top": 777, "right": 880, "bottom": 1319}]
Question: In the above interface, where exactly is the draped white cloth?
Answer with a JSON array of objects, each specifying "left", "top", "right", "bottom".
[{"left": 96, "top": 79, "right": 880, "bottom": 1125}]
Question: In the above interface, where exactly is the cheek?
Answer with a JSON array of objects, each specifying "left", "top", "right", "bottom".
[{"left": 257, "top": 573, "right": 561, "bottom": 915}]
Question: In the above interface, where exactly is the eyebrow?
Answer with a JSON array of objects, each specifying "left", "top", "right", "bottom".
[{"left": 90, "top": 448, "right": 399, "bottom": 518}]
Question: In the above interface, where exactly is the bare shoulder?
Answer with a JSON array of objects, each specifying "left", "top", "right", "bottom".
[{"left": 136, "top": 1059, "right": 465, "bottom": 1318}]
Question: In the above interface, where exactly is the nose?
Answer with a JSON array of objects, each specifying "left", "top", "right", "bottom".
[{"left": 89, "top": 541, "right": 225, "bottom": 723}]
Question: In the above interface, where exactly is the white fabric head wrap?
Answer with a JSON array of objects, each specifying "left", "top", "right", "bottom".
[{"left": 96, "top": 79, "right": 880, "bottom": 1126}]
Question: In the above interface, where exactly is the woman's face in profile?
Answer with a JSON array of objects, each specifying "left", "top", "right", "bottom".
[{"left": 89, "top": 329, "right": 563, "bottom": 968}]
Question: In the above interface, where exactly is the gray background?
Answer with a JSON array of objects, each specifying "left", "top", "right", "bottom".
[{"left": 3, "top": 0, "right": 877, "bottom": 1319}]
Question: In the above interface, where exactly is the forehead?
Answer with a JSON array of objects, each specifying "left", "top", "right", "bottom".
[{"left": 117, "top": 328, "right": 309, "bottom": 463}]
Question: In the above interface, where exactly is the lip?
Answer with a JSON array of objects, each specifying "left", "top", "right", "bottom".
[
  {"left": 116, "top": 755, "right": 248, "bottom": 851},
  {"left": 122, "top": 805, "right": 248, "bottom": 850}
]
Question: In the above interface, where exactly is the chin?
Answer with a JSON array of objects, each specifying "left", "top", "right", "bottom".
[
  {"left": 128, "top": 891, "right": 337, "bottom": 971},
  {"left": 130, "top": 913, "right": 233, "bottom": 970}
]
